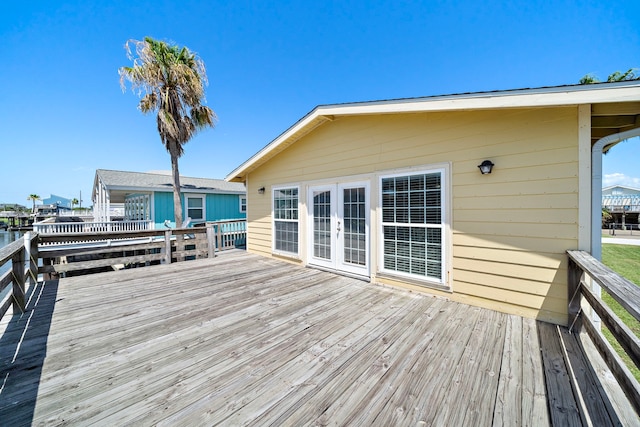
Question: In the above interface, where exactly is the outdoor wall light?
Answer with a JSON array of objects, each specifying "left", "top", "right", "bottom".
[
  {"left": 258, "top": 187, "right": 265, "bottom": 194},
  {"left": 478, "top": 160, "right": 494, "bottom": 175}
]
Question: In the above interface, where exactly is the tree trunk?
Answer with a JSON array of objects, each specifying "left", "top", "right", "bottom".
[{"left": 170, "top": 151, "right": 183, "bottom": 228}]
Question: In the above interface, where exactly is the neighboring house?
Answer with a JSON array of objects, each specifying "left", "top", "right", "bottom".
[
  {"left": 42, "top": 194, "right": 73, "bottom": 209},
  {"left": 34, "top": 204, "right": 71, "bottom": 218},
  {"left": 227, "top": 81, "right": 640, "bottom": 326},
  {"left": 93, "top": 169, "right": 246, "bottom": 228},
  {"left": 602, "top": 185, "right": 640, "bottom": 227},
  {"left": 35, "top": 194, "right": 73, "bottom": 219}
]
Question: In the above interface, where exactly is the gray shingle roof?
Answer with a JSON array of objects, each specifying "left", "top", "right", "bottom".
[{"left": 96, "top": 169, "right": 245, "bottom": 194}]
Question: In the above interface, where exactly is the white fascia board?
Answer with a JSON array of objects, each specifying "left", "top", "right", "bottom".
[
  {"left": 107, "top": 185, "right": 244, "bottom": 195},
  {"left": 317, "top": 85, "right": 640, "bottom": 115},
  {"left": 603, "top": 185, "right": 640, "bottom": 192},
  {"left": 226, "top": 112, "right": 326, "bottom": 181},
  {"left": 184, "top": 189, "right": 246, "bottom": 195},
  {"left": 226, "top": 83, "right": 640, "bottom": 181},
  {"left": 91, "top": 174, "right": 100, "bottom": 202},
  {"left": 106, "top": 185, "right": 158, "bottom": 193}
]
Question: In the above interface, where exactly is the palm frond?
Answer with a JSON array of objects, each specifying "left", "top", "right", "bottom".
[
  {"left": 121, "top": 33, "right": 216, "bottom": 237},
  {"left": 139, "top": 93, "right": 158, "bottom": 113},
  {"left": 191, "top": 106, "right": 217, "bottom": 129}
]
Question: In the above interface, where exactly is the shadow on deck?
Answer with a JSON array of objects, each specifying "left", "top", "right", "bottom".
[
  {"left": 0, "top": 251, "right": 637, "bottom": 426},
  {"left": 0, "top": 280, "right": 59, "bottom": 425}
]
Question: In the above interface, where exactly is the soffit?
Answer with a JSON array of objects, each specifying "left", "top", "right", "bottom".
[{"left": 591, "top": 102, "right": 640, "bottom": 151}]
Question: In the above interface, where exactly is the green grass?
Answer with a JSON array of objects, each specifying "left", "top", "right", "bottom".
[{"left": 601, "top": 244, "right": 640, "bottom": 382}]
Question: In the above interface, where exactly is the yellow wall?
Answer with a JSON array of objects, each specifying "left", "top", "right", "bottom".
[{"left": 246, "top": 107, "right": 579, "bottom": 325}]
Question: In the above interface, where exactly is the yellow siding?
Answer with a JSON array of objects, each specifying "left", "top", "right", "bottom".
[{"left": 246, "top": 107, "right": 579, "bottom": 325}]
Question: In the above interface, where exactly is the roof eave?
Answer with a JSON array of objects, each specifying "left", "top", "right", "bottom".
[
  {"left": 225, "top": 82, "right": 640, "bottom": 182},
  {"left": 105, "top": 185, "right": 245, "bottom": 194}
]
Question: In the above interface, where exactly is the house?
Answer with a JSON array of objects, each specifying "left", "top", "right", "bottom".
[
  {"left": 227, "top": 81, "right": 640, "bottom": 325},
  {"left": 602, "top": 184, "right": 640, "bottom": 228},
  {"left": 42, "top": 194, "right": 73, "bottom": 209},
  {"left": 32, "top": 195, "right": 74, "bottom": 222},
  {"left": 34, "top": 203, "right": 71, "bottom": 218},
  {"left": 93, "top": 169, "right": 246, "bottom": 228}
]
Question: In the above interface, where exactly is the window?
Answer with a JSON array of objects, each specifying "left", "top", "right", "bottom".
[
  {"left": 380, "top": 169, "right": 445, "bottom": 284},
  {"left": 342, "top": 187, "right": 367, "bottom": 266},
  {"left": 240, "top": 196, "right": 247, "bottom": 213},
  {"left": 186, "top": 195, "right": 205, "bottom": 222},
  {"left": 273, "top": 187, "right": 299, "bottom": 255}
]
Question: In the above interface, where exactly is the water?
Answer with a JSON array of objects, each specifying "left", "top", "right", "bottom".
[
  {"left": 1, "top": 230, "right": 25, "bottom": 271},
  {"left": 1, "top": 230, "right": 26, "bottom": 301}
]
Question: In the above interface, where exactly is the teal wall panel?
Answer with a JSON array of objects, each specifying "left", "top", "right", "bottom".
[
  {"left": 153, "top": 192, "right": 246, "bottom": 228},
  {"left": 153, "top": 192, "right": 175, "bottom": 228},
  {"left": 205, "top": 194, "right": 246, "bottom": 221}
]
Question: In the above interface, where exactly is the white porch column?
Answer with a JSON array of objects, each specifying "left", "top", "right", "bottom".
[
  {"left": 578, "top": 104, "right": 591, "bottom": 251},
  {"left": 592, "top": 128, "right": 640, "bottom": 260}
]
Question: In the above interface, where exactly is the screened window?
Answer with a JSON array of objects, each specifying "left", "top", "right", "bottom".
[
  {"left": 343, "top": 187, "right": 367, "bottom": 266},
  {"left": 187, "top": 196, "right": 204, "bottom": 221},
  {"left": 312, "top": 190, "right": 331, "bottom": 260},
  {"left": 381, "top": 170, "right": 444, "bottom": 282},
  {"left": 273, "top": 187, "right": 299, "bottom": 255}
]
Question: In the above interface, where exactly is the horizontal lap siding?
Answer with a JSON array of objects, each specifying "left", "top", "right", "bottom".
[
  {"left": 246, "top": 192, "right": 275, "bottom": 257},
  {"left": 153, "top": 192, "right": 175, "bottom": 228},
  {"left": 247, "top": 107, "right": 579, "bottom": 324},
  {"left": 205, "top": 194, "right": 246, "bottom": 221},
  {"left": 450, "top": 107, "right": 577, "bottom": 324}
]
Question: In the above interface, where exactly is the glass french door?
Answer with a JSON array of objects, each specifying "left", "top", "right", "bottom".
[{"left": 308, "top": 182, "right": 369, "bottom": 276}]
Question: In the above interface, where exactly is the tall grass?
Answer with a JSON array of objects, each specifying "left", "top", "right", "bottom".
[{"left": 601, "top": 244, "right": 640, "bottom": 381}]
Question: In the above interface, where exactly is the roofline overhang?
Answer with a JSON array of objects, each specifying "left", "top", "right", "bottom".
[
  {"left": 101, "top": 185, "right": 245, "bottom": 195},
  {"left": 225, "top": 81, "right": 640, "bottom": 182},
  {"left": 602, "top": 185, "right": 640, "bottom": 192},
  {"left": 93, "top": 169, "right": 245, "bottom": 201}
]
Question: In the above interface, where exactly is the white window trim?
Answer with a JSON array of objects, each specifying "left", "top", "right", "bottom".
[
  {"left": 377, "top": 164, "right": 450, "bottom": 289},
  {"left": 185, "top": 193, "right": 206, "bottom": 224},
  {"left": 272, "top": 185, "right": 301, "bottom": 258},
  {"left": 306, "top": 180, "right": 371, "bottom": 276},
  {"left": 239, "top": 195, "right": 247, "bottom": 213}
]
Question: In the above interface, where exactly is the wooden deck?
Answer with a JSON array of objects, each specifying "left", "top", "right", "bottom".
[{"left": 0, "top": 251, "right": 635, "bottom": 426}]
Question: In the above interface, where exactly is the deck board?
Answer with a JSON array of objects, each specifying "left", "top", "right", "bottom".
[{"left": 0, "top": 250, "right": 634, "bottom": 426}]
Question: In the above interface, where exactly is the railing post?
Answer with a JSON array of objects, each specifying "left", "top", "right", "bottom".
[
  {"left": 216, "top": 223, "right": 222, "bottom": 251},
  {"left": 30, "top": 233, "right": 39, "bottom": 285},
  {"left": 163, "top": 229, "right": 172, "bottom": 264},
  {"left": 567, "top": 255, "right": 583, "bottom": 332},
  {"left": 24, "top": 232, "right": 38, "bottom": 286},
  {"left": 206, "top": 223, "right": 216, "bottom": 258},
  {"left": 12, "top": 244, "right": 26, "bottom": 313}
]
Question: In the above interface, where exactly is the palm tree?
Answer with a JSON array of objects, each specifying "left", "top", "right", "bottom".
[
  {"left": 71, "top": 198, "right": 79, "bottom": 209},
  {"left": 27, "top": 194, "right": 41, "bottom": 213},
  {"left": 602, "top": 207, "right": 613, "bottom": 228},
  {"left": 27, "top": 194, "right": 40, "bottom": 213},
  {"left": 119, "top": 37, "right": 216, "bottom": 227},
  {"left": 580, "top": 68, "right": 638, "bottom": 84}
]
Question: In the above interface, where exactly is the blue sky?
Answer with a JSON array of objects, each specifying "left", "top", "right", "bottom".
[{"left": 1, "top": 0, "right": 639, "bottom": 206}]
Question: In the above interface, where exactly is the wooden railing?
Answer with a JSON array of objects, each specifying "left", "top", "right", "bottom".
[
  {"left": 567, "top": 250, "right": 640, "bottom": 414},
  {"left": 37, "top": 220, "right": 246, "bottom": 277},
  {"left": 0, "top": 233, "right": 38, "bottom": 319},
  {"left": 199, "top": 220, "right": 247, "bottom": 251},
  {"left": 33, "top": 219, "right": 153, "bottom": 234}
]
